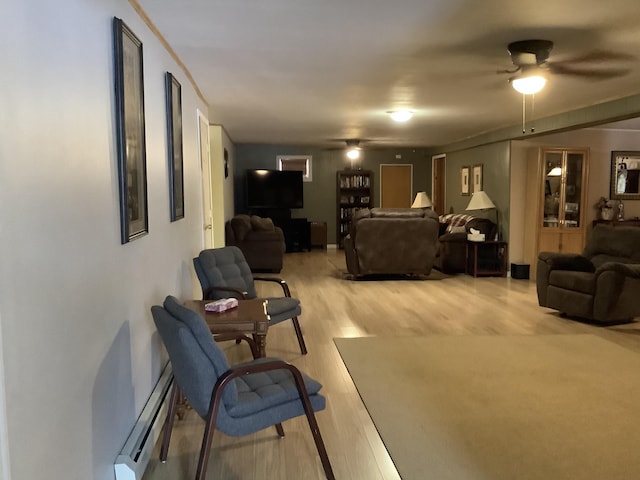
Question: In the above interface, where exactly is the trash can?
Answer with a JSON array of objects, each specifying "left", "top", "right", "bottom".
[{"left": 510, "top": 263, "right": 530, "bottom": 279}]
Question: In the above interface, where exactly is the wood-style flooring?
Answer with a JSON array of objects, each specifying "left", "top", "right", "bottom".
[{"left": 142, "top": 248, "right": 640, "bottom": 480}]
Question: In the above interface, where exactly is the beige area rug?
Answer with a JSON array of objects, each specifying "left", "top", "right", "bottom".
[{"left": 334, "top": 334, "right": 640, "bottom": 480}]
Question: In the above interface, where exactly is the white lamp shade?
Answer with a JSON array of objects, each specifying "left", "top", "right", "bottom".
[
  {"left": 411, "top": 191, "right": 432, "bottom": 208},
  {"left": 466, "top": 190, "right": 495, "bottom": 210}
]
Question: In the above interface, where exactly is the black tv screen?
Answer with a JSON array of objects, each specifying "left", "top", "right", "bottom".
[{"left": 245, "top": 169, "right": 304, "bottom": 209}]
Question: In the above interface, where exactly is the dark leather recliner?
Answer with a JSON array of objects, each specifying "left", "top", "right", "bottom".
[{"left": 537, "top": 224, "right": 640, "bottom": 323}]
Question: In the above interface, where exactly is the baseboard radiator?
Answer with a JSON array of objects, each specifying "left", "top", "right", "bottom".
[{"left": 114, "top": 362, "right": 173, "bottom": 480}]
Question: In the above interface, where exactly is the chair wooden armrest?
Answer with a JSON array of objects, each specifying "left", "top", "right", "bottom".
[
  {"left": 203, "top": 285, "right": 249, "bottom": 300},
  {"left": 253, "top": 276, "right": 292, "bottom": 297}
]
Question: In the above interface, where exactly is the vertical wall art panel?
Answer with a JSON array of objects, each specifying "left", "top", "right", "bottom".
[
  {"left": 166, "top": 72, "right": 184, "bottom": 220},
  {"left": 113, "top": 17, "right": 148, "bottom": 243}
]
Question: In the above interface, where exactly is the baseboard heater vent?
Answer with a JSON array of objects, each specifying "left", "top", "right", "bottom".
[{"left": 114, "top": 362, "right": 173, "bottom": 480}]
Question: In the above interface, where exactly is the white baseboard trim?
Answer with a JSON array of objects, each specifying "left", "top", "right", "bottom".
[{"left": 114, "top": 362, "right": 173, "bottom": 480}]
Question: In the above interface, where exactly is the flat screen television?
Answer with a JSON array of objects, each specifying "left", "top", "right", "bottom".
[{"left": 245, "top": 169, "right": 304, "bottom": 209}]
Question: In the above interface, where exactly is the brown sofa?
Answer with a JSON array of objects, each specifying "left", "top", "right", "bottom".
[
  {"left": 225, "top": 215, "right": 285, "bottom": 273},
  {"left": 434, "top": 213, "right": 497, "bottom": 274},
  {"left": 344, "top": 208, "right": 440, "bottom": 277},
  {"left": 537, "top": 224, "right": 640, "bottom": 323}
]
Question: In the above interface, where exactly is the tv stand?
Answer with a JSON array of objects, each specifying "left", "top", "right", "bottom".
[{"left": 281, "top": 218, "right": 311, "bottom": 252}]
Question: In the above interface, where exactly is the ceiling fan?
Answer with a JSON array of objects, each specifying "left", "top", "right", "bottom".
[{"left": 499, "top": 39, "right": 632, "bottom": 94}]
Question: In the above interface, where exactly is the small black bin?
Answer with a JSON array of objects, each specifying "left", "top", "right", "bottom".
[{"left": 510, "top": 263, "right": 530, "bottom": 280}]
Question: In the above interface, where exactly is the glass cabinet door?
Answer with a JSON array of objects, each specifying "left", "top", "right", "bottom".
[
  {"left": 543, "top": 152, "right": 563, "bottom": 228},
  {"left": 542, "top": 149, "right": 585, "bottom": 230},
  {"left": 563, "top": 152, "right": 584, "bottom": 228}
]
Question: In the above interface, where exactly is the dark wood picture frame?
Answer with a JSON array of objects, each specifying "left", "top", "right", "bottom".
[
  {"left": 113, "top": 17, "right": 148, "bottom": 243},
  {"left": 166, "top": 72, "right": 184, "bottom": 221},
  {"left": 610, "top": 151, "right": 640, "bottom": 200}
]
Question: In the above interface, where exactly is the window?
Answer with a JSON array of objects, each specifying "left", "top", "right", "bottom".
[{"left": 277, "top": 155, "right": 312, "bottom": 182}]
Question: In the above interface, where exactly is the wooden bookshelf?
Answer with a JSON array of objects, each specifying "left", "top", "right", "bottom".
[{"left": 336, "top": 169, "right": 373, "bottom": 248}]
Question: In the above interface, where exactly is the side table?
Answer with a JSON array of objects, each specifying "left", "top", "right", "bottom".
[{"left": 465, "top": 241, "right": 508, "bottom": 277}]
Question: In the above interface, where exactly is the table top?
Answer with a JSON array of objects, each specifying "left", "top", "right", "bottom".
[{"left": 184, "top": 298, "right": 269, "bottom": 335}]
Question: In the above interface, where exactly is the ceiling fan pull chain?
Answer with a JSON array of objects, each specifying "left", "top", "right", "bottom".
[
  {"left": 530, "top": 94, "right": 536, "bottom": 133},
  {"left": 522, "top": 93, "right": 526, "bottom": 134}
]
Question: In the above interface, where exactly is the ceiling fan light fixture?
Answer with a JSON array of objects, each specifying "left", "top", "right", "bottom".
[
  {"left": 510, "top": 72, "right": 546, "bottom": 95},
  {"left": 346, "top": 148, "right": 360, "bottom": 160},
  {"left": 389, "top": 110, "right": 413, "bottom": 122}
]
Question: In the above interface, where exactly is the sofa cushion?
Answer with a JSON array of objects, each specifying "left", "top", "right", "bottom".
[
  {"left": 250, "top": 215, "right": 274, "bottom": 231},
  {"left": 370, "top": 208, "right": 424, "bottom": 219}
]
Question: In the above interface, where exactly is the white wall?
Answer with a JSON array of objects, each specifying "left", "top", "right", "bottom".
[{"left": 0, "top": 1, "right": 207, "bottom": 478}]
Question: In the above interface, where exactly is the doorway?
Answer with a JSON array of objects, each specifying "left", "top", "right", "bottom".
[
  {"left": 197, "top": 110, "right": 213, "bottom": 249},
  {"left": 432, "top": 154, "right": 446, "bottom": 215},
  {"left": 380, "top": 164, "right": 413, "bottom": 208}
]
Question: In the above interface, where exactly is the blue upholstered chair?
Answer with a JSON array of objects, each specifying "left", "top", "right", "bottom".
[
  {"left": 151, "top": 296, "right": 334, "bottom": 480},
  {"left": 193, "top": 246, "right": 307, "bottom": 354}
]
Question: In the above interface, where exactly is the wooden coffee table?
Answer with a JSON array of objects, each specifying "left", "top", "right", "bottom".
[{"left": 184, "top": 299, "right": 270, "bottom": 358}]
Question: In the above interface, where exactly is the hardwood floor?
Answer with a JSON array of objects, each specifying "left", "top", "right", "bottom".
[{"left": 142, "top": 248, "right": 640, "bottom": 480}]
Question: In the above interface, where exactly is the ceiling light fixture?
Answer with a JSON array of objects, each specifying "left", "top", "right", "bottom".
[
  {"left": 389, "top": 110, "right": 413, "bottom": 122},
  {"left": 345, "top": 139, "right": 361, "bottom": 161},
  {"left": 510, "top": 67, "right": 546, "bottom": 95},
  {"left": 346, "top": 148, "right": 360, "bottom": 160}
]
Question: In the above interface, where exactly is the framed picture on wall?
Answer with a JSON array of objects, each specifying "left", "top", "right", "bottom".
[
  {"left": 166, "top": 72, "right": 184, "bottom": 221},
  {"left": 473, "top": 164, "right": 483, "bottom": 193},
  {"left": 113, "top": 17, "right": 148, "bottom": 243},
  {"left": 461, "top": 166, "right": 470, "bottom": 195}
]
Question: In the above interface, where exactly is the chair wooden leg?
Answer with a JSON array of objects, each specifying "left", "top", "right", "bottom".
[
  {"left": 275, "top": 422, "right": 285, "bottom": 437},
  {"left": 291, "top": 316, "right": 307, "bottom": 355},
  {"left": 287, "top": 367, "right": 334, "bottom": 479},
  {"left": 302, "top": 408, "right": 334, "bottom": 479},
  {"left": 196, "top": 395, "right": 223, "bottom": 480},
  {"left": 160, "top": 382, "right": 180, "bottom": 462}
]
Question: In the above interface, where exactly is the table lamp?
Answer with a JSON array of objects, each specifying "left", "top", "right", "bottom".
[
  {"left": 411, "top": 192, "right": 432, "bottom": 209},
  {"left": 466, "top": 190, "right": 499, "bottom": 240}
]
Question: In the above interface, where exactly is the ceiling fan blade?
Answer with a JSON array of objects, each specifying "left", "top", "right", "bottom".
[
  {"left": 497, "top": 66, "right": 520, "bottom": 75},
  {"left": 548, "top": 64, "right": 631, "bottom": 79},
  {"left": 555, "top": 49, "right": 635, "bottom": 65}
]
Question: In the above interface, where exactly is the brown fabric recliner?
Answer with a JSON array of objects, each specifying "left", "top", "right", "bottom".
[
  {"left": 536, "top": 224, "right": 640, "bottom": 323},
  {"left": 225, "top": 215, "right": 285, "bottom": 273},
  {"left": 344, "top": 208, "right": 440, "bottom": 277}
]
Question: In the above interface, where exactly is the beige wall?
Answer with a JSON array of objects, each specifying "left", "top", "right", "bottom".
[
  {"left": 1, "top": 2, "right": 208, "bottom": 478},
  {"left": 509, "top": 126, "right": 640, "bottom": 268}
]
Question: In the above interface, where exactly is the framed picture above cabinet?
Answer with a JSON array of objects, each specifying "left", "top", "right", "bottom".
[{"left": 611, "top": 151, "right": 640, "bottom": 200}]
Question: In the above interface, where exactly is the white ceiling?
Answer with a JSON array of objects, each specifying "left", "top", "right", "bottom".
[{"left": 138, "top": 0, "right": 640, "bottom": 148}]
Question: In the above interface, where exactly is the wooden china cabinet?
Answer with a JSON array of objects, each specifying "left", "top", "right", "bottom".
[{"left": 524, "top": 147, "right": 589, "bottom": 278}]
